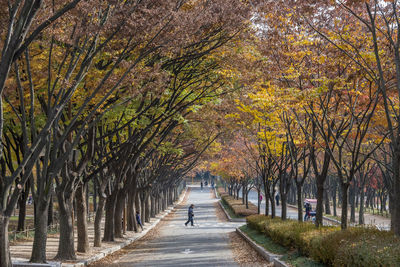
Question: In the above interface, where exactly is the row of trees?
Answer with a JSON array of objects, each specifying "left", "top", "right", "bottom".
[
  {"left": 0, "top": 1, "right": 253, "bottom": 266},
  {"left": 211, "top": 0, "right": 400, "bottom": 237}
]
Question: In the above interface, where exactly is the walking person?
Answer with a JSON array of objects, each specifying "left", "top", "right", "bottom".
[
  {"left": 304, "top": 202, "right": 311, "bottom": 221},
  {"left": 275, "top": 193, "right": 280, "bottom": 206},
  {"left": 185, "top": 204, "right": 195, "bottom": 226},
  {"left": 136, "top": 210, "right": 144, "bottom": 230}
]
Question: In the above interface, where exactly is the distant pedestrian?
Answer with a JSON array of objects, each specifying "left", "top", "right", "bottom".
[
  {"left": 275, "top": 194, "right": 280, "bottom": 206},
  {"left": 136, "top": 211, "right": 144, "bottom": 230},
  {"left": 201, "top": 181, "right": 203, "bottom": 190},
  {"left": 185, "top": 204, "right": 194, "bottom": 226},
  {"left": 304, "top": 202, "right": 311, "bottom": 221}
]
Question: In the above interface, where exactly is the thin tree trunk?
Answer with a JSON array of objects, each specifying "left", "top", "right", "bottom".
[
  {"left": 17, "top": 180, "right": 30, "bottom": 231},
  {"left": 94, "top": 195, "right": 105, "bottom": 247},
  {"left": 48, "top": 194, "right": 53, "bottom": 226},
  {"left": 350, "top": 184, "right": 356, "bottom": 223},
  {"left": 297, "top": 184, "right": 303, "bottom": 221},
  {"left": 76, "top": 184, "right": 89, "bottom": 253},
  {"left": 340, "top": 182, "right": 350, "bottom": 230},
  {"left": 359, "top": 187, "right": 365, "bottom": 225},
  {"left": 316, "top": 177, "right": 324, "bottom": 227},
  {"left": 324, "top": 187, "right": 331, "bottom": 215},
  {"left": 145, "top": 193, "right": 150, "bottom": 223}
]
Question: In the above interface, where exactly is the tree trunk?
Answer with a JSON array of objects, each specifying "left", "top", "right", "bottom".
[
  {"left": 103, "top": 190, "right": 118, "bottom": 242},
  {"left": 316, "top": 177, "right": 324, "bottom": 227},
  {"left": 114, "top": 191, "right": 125, "bottom": 238},
  {"left": 332, "top": 180, "right": 337, "bottom": 217},
  {"left": 17, "top": 181, "right": 30, "bottom": 231},
  {"left": 93, "top": 182, "right": 97, "bottom": 212},
  {"left": 257, "top": 189, "right": 260, "bottom": 214},
  {"left": 127, "top": 189, "right": 138, "bottom": 232},
  {"left": 151, "top": 195, "right": 156, "bottom": 217},
  {"left": 55, "top": 192, "right": 76, "bottom": 260},
  {"left": 30, "top": 200, "right": 49, "bottom": 263},
  {"left": 264, "top": 188, "right": 269, "bottom": 216},
  {"left": 94, "top": 195, "right": 105, "bottom": 247},
  {"left": 350, "top": 184, "right": 356, "bottom": 223},
  {"left": 76, "top": 184, "right": 89, "bottom": 253},
  {"left": 359, "top": 187, "right": 365, "bottom": 225},
  {"left": 48, "top": 195, "right": 53, "bottom": 226},
  {"left": 296, "top": 184, "right": 303, "bottom": 221},
  {"left": 145, "top": 193, "right": 150, "bottom": 223},
  {"left": 245, "top": 191, "right": 249, "bottom": 209},
  {"left": 324, "top": 187, "right": 331, "bottom": 215},
  {"left": 340, "top": 182, "right": 350, "bottom": 230},
  {"left": 0, "top": 214, "right": 11, "bottom": 267},
  {"left": 281, "top": 192, "right": 287, "bottom": 220}
]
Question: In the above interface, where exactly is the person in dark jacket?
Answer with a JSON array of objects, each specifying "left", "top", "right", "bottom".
[
  {"left": 275, "top": 193, "right": 280, "bottom": 206},
  {"left": 136, "top": 211, "right": 144, "bottom": 230},
  {"left": 185, "top": 204, "right": 194, "bottom": 226}
]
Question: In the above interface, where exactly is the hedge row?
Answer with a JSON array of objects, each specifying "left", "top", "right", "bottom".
[
  {"left": 220, "top": 193, "right": 258, "bottom": 217},
  {"left": 246, "top": 215, "right": 400, "bottom": 267}
]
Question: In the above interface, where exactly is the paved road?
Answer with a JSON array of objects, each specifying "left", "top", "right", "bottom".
[{"left": 111, "top": 186, "right": 243, "bottom": 266}]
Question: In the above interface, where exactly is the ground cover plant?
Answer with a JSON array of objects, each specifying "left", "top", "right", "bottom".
[{"left": 246, "top": 215, "right": 400, "bottom": 266}]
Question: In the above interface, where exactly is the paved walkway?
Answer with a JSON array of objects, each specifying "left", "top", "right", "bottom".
[{"left": 106, "top": 186, "right": 243, "bottom": 266}]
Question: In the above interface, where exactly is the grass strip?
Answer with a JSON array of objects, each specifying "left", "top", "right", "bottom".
[
  {"left": 220, "top": 199, "right": 242, "bottom": 219},
  {"left": 239, "top": 225, "right": 325, "bottom": 267}
]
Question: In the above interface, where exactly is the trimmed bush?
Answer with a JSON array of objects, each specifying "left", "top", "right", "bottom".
[
  {"left": 247, "top": 214, "right": 270, "bottom": 232},
  {"left": 245, "top": 215, "right": 400, "bottom": 267},
  {"left": 221, "top": 194, "right": 257, "bottom": 217},
  {"left": 334, "top": 232, "right": 400, "bottom": 267}
]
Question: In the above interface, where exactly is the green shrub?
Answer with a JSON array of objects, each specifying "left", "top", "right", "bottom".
[
  {"left": 333, "top": 230, "right": 400, "bottom": 267},
  {"left": 246, "top": 215, "right": 269, "bottom": 232},
  {"left": 265, "top": 220, "right": 316, "bottom": 248},
  {"left": 246, "top": 216, "right": 399, "bottom": 267},
  {"left": 221, "top": 195, "right": 258, "bottom": 217}
]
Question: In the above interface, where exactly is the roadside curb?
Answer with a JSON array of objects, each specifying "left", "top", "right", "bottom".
[
  {"left": 236, "top": 228, "right": 289, "bottom": 267},
  {"left": 13, "top": 187, "right": 188, "bottom": 267},
  {"left": 218, "top": 201, "right": 246, "bottom": 223}
]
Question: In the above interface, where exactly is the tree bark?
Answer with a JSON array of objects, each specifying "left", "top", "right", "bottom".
[
  {"left": 316, "top": 177, "right": 324, "bottom": 227},
  {"left": 296, "top": 184, "right": 303, "bottom": 221},
  {"left": 94, "top": 194, "right": 105, "bottom": 247},
  {"left": 0, "top": 214, "right": 11, "bottom": 267},
  {"left": 145, "top": 193, "right": 150, "bottom": 223},
  {"left": 76, "top": 183, "right": 89, "bottom": 253},
  {"left": 359, "top": 187, "right": 365, "bottom": 225},
  {"left": 48, "top": 194, "right": 53, "bottom": 226},
  {"left": 127, "top": 189, "right": 137, "bottom": 232},
  {"left": 340, "top": 182, "right": 350, "bottom": 230},
  {"left": 324, "top": 187, "right": 331, "bottom": 215},
  {"left": 350, "top": 183, "right": 356, "bottom": 223},
  {"left": 55, "top": 191, "right": 76, "bottom": 260},
  {"left": 30, "top": 200, "right": 49, "bottom": 263},
  {"left": 114, "top": 191, "right": 125, "bottom": 238},
  {"left": 17, "top": 180, "right": 30, "bottom": 231},
  {"left": 103, "top": 190, "right": 118, "bottom": 242}
]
